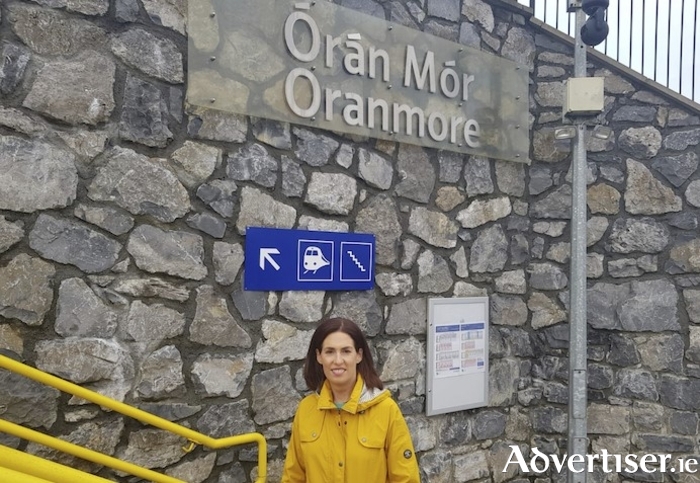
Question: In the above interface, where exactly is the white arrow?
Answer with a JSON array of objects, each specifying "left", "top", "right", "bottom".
[{"left": 259, "top": 248, "right": 281, "bottom": 271}]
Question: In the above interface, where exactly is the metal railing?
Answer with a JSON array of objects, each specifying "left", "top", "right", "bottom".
[
  {"left": 0, "top": 354, "right": 267, "bottom": 483},
  {"left": 520, "top": 0, "right": 700, "bottom": 104}
]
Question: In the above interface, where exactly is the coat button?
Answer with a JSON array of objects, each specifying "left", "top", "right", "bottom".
[
  {"left": 361, "top": 437, "right": 367, "bottom": 442},
  {"left": 311, "top": 432, "right": 317, "bottom": 437},
  {"left": 339, "top": 462, "right": 344, "bottom": 467}
]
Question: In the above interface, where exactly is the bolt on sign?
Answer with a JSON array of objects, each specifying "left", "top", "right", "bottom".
[{"left": 187, "top": 0, "right": 530, "bottom": 163}]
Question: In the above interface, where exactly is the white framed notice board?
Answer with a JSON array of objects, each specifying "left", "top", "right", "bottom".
[{"left": 426, "top": 297, "right": 489, "bottom": 416}]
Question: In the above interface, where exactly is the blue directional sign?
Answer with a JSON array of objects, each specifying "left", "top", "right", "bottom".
[{"left": 244, "top": 227, "right": 375, "bottom": 291}]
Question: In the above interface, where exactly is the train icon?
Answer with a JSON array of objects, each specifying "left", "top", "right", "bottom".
[{"left": 303, "top": 246, "right": 330, "bottom": 274}]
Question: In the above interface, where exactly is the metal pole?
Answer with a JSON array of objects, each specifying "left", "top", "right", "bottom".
[{"left": 568, "top": 5, "right": 588, "bottom": 483}]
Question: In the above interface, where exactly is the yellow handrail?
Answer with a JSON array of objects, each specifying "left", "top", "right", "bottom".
[
  {"left": 0, "top": 442, "right": 142, "bottom": 483},
  {"left": 0, "top": 354, "right": 267, "bottom": 482}
]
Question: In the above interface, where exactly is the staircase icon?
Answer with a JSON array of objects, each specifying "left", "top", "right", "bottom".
[{"left": 347, "top": 250, "right": 366, "bottom": 272}]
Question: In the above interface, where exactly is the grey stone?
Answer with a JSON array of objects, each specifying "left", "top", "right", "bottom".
[
  {"left": 117, "top": 429, "right": 184, "bottom": 469},
  {"left": 141, "top": 0, "right": 186, "bottom": 34},
  {"left": 88, "top": 146, "right": 189, "bottom": 222},
  {"left": 252, "top": 118, "right": 292, "bottom": 149},
  {"left": 396, "top": 145, "right": 435, "bottom": 203},
  {"left": 0, "top": 107, "right": 48, "bottom": 137},
  {"left": 490, "top": 295, "right": 527, "bottom": 326},
  {"left": 528, "top": 292, "right": 566, "bottom": 329},
  {"left": 386, "top": 299, "right": 426, "bottom": 335},
  {"left": 459, "top": 22, "right": 481, "bottom": 49},
  {"left": 408, "top": 207, "right": 459, "bottom": 249},
  {"left": 136, "top": 345, "right": 186, "bottom": 400},
  {"left": 0, "top": 136, "right": 78, "bottom": 213},
  {"left": 472, "top": 410, "right": 506, "bottom": 440},
  {"left": 685, "top": 289, "right": 700, "bottom": 323},
  {"left": 331, "top": 291, "right": 382, "bottom": 337},
  {"left": 197, "top": 401, "right": 255, "bottom": 438},
  {"left": 0, "top": 42, "right": 30, "bottom": 95},
  {"left": 0, "top": 370, "right": 59, "bottom": 429},
  {"left": 428, "top": 0, "right": 459, "bottom": 21},
  {"left": 115, "top": 0, "right": 139, "bottom": 22},
  {"left": 588, "top": 363, "right": 614, "bottom": 390},
  {"left": 533, "top": 128, "right": 570, "bottom": 162},
  {"left": 227, "top": 144, "right": 278, "bottom": 188},
  {"left": 510, "top": 234, "right": 529, "bottom": 265},
  {"left": 689, "top": 326, "right": 700, "bottom": 363},
  {"left": 529, "top": 185, "right": 572, "bottom": 219},
  {"left": 169, "top": 141, "right": 221, "bottom": 189},
  {"left": 36, "top": 338, "right": 133, "bottom": 385},
  {"left": 297, "top": 216, "right": 348, "bottom": 233},
  {"left": 659, "top": 375, "right": 700, "bottom": 410},
  {"left": 494, "top": 270, "right": 526, "bottom": 294},
  {"left": 255, "top": 320, "right": 314, "bottom": 363},
  {"left": 652, "top": 152, "right": 698, "bottom": 187},
  {"left": 293, "top": 128, "right": 339, "bottom": 167},
  {"left": 379, "top": 337, "right": 424, "bottom": 382},
  {"left": 607, "top": 334, "right": 640, "bottom": 367},
  {"left": 252, "top": 366, "right": 300, "bottom": 425},
  {"left": 619, "top": 127, "right": 662, "bottom": 159},
  {"left": 126, "top": 300, "right": 185, "bottom": 342},
  {"left": 619, "top": 279, "right": 679, "bottom": 332},
  {"left": 191, "top": 353, "right": 253, "bottom": 398},
  {"left": 417, "top": 250, "right": 453, "bottom": 293},
  {"left": 356, "top": 195, "right": 402, "bottom": 265},
  {"left": 111, "top": 28, "right": 183, "bottom": 83},
  {"left": 587, "top": 282, "right": 629, "bottom": 330},
  {"left": 462, "top": 0, "right": 494, "bottom": 32},
  {"left": 186, "top": 212, "right": 226, "bottom": 238},
  {"left": 196, "top": 179, "right": 238, "bottom": 218},
  {"left": 305, "top": 172, "right": 357, "bottom": 215},
  {"left": 376, "top": 272, "right": 413, "bottom": 297},
  {"left": 529, "top": 166, "right": 553, "bottom": 195},
  {"left": 502, "top": 27, "right": 536, "bottom": 67},
  {"left": 670, "top": 411, "right": 699, "bottom": 435},
  {"left": 166, "top": 453, "right": 216, "bottom": 483},
  {"left": 119, "top": 74, "right": 172, "bottom": 148},
  {"left": 335, "top": 144, "right": 355, "bottom": 168},
  {"left": 634, "top": 434, "right": 695, "bottom": 453},
  {"left": 438, "top": 152, "right": 463, "bottom": 183},
  {"left": 358, "top": 148, "right": 393, "bottom": 189},
  {"left": 126, "top": 225, "right": 206, "bottom": 280},
  {"left": 669, "top": 212, "right": 698, "bottom": 230},
  {"left": 668, "top": 108, "right": 700, "bottom": 127},
  {"left": 24, "top": 51, "right": 114, "bottom": 125},
  {"left": 29, "top": 214, "right": 121, "bottom": 273},
  {"left": 213, "top": 242, "right": 244, "bottom": 286},
  {"left": 454, "top": 451, "right": 489, "bottom": 483},
  {"left": 450, "top": 246, "right": 469, "bottom": 278},
  {"left": 612, "top": 105, "right": 657, "bottom": 122},
  {"left": 424, "top": 19, "right": 458, "bottom": 41},
  {"left": 530, "top": 407, "right": 567, "bottom": 433},
  {"left": 231, "top": 286, "right": 267, "bottom": 321},
  {"left": 606, "top": 217, "right": 669, "bottom": 254},
  {"left": 281, "top": 156, "right": 306, "bottom": 198},
  {"left": 9, "top": 5, "right": 106, "bottom": 56},
  {"left": 74, "top": 204, "right": 134, "bottom": 236},
  {"left": 190, "top": 286, "right": 251, "bottom": 347},
  {"left": 587, "top": 183, "right": 620, "bottom": 214},
  {"left": 489, "top": 358, "right": 519, "bottom": 406},
  {"left": 457, "top": 197, "right": 512, "bottom": 229},
  {"left": 625, "top": 159, "right": 682, "bottom": 214},
  {"left": 278, "top": 291, "right": 325, "bottom": 323},
  {"left": 527, "top": 263, "right": 568, "bottom": 290},
  {"left": 110, "top": 277, "right": 189, "bottom": 302},
  {"left": 188, "top": 106, "right": 247, "bottom": 143},
  {"left": 236, "top": 187, "right": 297, "bottom": 234},
  {"left": 469, "top": 224, "right": 508, "bottom": 273},
  {"left": 613, "top": 368, "right": 658, "bottom": 401},
  {"left": 587, "top": 216, "right": 609, "bottom": 247},
  {"left": 663, "top": 128, "right": 700, "bottom": 151},
  {"left": 464, "top": 157, "right": 493, "bottom": 197},
  {"left": 27, "top": 419, "right": 123, "bottom": 473},
  {"left": 635, "top": 334, "right": 684, "bottom": 374},
  {"left": 495, "top": 160, "right": 525, "bottom": 197},
  {"left": 588, "top": 404, "right": 630, "bottom": 435},
  {"left": 670, "top": 239, "right": 700, "bottom": 273},
  {"left": 55, "top": 278, "right": 117, "bottom": 338},
  {"left": 0, "top": 217, "right": 23, "bottom": 254}
]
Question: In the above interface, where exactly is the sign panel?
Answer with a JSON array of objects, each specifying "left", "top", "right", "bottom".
[
  {"left": 187, "top": 0, "right": 529, "bottom": 163},
  {"left": 244, "top": 227, "right": 375, "bottom": 291},
  {"left": 426, "top": 297, "right": 489, "bottom": 416}
]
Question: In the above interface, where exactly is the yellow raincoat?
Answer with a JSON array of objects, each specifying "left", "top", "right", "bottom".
[{"left": 281, "top": 375, "right": 420, "bottom": 483}]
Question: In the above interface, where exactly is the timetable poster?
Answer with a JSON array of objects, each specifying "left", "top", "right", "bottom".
[{"left": 434, "top": 322, "right": 486, "bottom": 378}]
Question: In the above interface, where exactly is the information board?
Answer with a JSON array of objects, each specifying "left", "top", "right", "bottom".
[
  {"left": 244, "top": 227, "right": 375, "bottom": 291},
  {"left": 426, "top": 297, "right": 489, "bottom": 416}
]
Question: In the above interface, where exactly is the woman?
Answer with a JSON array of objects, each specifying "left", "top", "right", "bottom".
[{"left": 281, "top": 317, "right": 420, "bottom": 483}]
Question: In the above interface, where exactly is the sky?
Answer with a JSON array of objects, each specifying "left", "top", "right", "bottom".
[{"left": 517, "top": 0, "right": 699, "bottom": 104}]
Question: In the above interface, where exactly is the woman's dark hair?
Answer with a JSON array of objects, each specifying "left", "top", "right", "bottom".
[{"left": 303, "top": 317, "right": 383, "bottom": 392}]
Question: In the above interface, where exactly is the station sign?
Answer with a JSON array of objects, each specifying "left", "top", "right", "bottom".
[{"left": 244, "top": 227, "right": 375, "bottom": 291}]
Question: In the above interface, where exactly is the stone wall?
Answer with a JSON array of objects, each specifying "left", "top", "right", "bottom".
[{"left": 1, "top": 0, "right": 700, "bottom": 482}]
